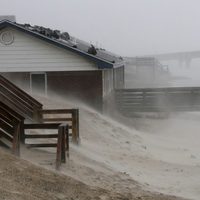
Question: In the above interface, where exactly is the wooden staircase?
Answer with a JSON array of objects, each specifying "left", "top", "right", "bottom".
[
  {"left": 0, "top": 101, "right": 24, "bottom": 156},
  {"left": 0, "top": 74, "right": 79, "bottom": 169},
  {"left": 0, "top": 74, "right": 43, "bottom": 121}
]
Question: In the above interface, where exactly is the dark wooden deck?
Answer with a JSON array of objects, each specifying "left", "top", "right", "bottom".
[{"left": 115, "top": 87, "right": 200, "bottom": 116}]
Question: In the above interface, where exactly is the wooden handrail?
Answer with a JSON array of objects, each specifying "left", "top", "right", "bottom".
[
  {"left": 0, "top": 101, "right": 25, "bottom": 121},
  {"left": 0, "top": 75, "right": 43, "bottom": 121},
  {"left": 0, "top": 75, "right": 42, "bottom": 107},
  {"left": 24, "top": 123, "right": 61, "bottom": 129},
  {"left": 0, "top": 101, "right": 24, "bottom": 156},
  {"left": 41, "top": 109, "right": 78, "bottom": 114}
]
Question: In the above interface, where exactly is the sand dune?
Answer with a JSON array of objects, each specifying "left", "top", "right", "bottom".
[{"left": 18, "top": 94, "right": 200, "bottom": 200}]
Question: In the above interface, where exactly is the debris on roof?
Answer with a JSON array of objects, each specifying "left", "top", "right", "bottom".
[
  {"left": 88, "top": 45, "right": 97, "bottom": 55},
  {"left": 15, "top": 22, "right": 123, "bottom": 64}
]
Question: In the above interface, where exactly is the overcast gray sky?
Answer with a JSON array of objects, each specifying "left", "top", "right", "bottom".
[{"left": 1, "top": 0, "right": 200, "bottom": 56}]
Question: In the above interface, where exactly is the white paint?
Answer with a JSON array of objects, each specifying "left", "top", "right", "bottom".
[{"left": 0, "top": 27, "right": 97, "bottom": 72}]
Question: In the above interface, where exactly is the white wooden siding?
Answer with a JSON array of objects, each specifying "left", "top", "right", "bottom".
[{"left": 0, "top": 27, "right": 97, "bottom": 72}]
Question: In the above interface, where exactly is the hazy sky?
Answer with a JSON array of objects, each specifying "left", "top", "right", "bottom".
[{"left": 1, "top": 0, "right": 200, "bottom": 56}]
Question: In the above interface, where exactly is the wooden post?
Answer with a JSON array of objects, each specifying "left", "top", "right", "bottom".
[
  {"left": 72, "top": 109, "right": 79, "bottom": 144},
  {"left": 34, "top": 106, "right": 43, "bottom": 123},
  {"left": 65, "top": 124, "right": 69, "bottom": 158},
  {"left": 56, "top": 126, "right": 62, "bottom": 170},
  {"left": 61, "top": 126, "right": 66, "bottom": 163},
  {"left": 12, "top": 122, "right": 20, "bottom": 156},
  {"left": 56, "top": 124, "right": 68, "bottom": 170},
  {"left": 75, "top": 109, "right": 79, "bottom": 142},
  {"left": 20, "top": 121, "right": 25, "bottom": 144}
]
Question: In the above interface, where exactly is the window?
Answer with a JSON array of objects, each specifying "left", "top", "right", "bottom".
[{"left": 30, "top": 73, "right": 47, "bottom": 96}]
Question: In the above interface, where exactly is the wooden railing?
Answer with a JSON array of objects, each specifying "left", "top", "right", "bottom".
[
  {"left": 0, "top": 74, "right": 43, "bottom": 121},
  {"left": 115, "top": 87, "right": 200, "bottom": 115},
  {"left": 23, "top": 123, "right": 69, "bottom": 169},
  {"left": 0, "top": 75, "right": 80, "bottom": 168},
  {"left": 40, "top": 109, "right": 79, "bottom": 144},
  {"left": 0, "top": 102, "right": 24, "bottom": 156},
  {"left": 0, "top": 101, "right": 70, "bottom": 169}
]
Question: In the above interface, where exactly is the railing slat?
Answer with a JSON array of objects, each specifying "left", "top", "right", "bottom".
[
  {"left": 43, "top": 118, "right": 72, "bottom": 122},
  {"left": 27, "top": 143, "right": 57, "bottom": 148},
  {"left": 24, "top": 123, "right": 61, "bottom": 129},
  {"left": 25, "top": 134, "right": 58, "bottom": 139}
]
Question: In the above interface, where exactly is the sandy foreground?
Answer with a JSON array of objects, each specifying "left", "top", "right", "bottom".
[{"left": 1, "top": 95, "right": 199, "bottom": 200}]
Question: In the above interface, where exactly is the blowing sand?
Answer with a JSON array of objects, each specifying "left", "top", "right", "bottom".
[
  {"left": 1, "top": 94, "right": 199, "bottom": 199},
  {"left": 19, "top": 95, "right": 199, "bottom": 200}
]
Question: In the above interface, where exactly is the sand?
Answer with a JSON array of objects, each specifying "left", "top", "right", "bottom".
[
  {"left": 0, "top": 148, "right": 128, "bottom": 200},
  {"left": 13, "top": 94, "right": 198, "bottom": 200}
]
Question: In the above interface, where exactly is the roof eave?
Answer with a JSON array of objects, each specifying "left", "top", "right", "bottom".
[{"left": 0, "top": 20, "right": 114, "bottom": 69}]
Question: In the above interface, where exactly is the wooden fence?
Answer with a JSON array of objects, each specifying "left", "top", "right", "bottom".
[
  {"left": 23, "top": 123, "right": 69, "bottom": 169},
  {"left": 115, "top": 87, "right": 200, "bottom": 116},
  {"left": 40, "top": 109, "right": 79, "bottom": 144},
  {"left": 0, "top": 102, "right": 24, "bottom": 156},
  {"left": 0, "top": 74, "right": 43, "bottom": 121}
]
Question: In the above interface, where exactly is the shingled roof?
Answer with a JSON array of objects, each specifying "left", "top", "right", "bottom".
[{"left": 0, "top": 20, "right": 124, "bottom": 69}]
